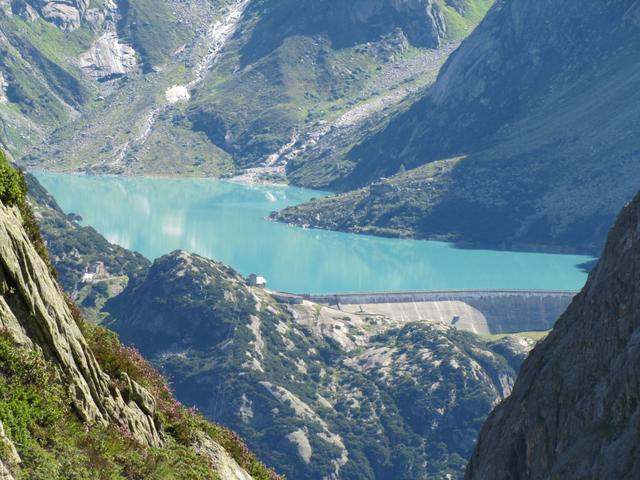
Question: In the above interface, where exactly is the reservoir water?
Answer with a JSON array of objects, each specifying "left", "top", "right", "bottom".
[{"left": 35, "top": 173, "right": 594, "bottom": 294}]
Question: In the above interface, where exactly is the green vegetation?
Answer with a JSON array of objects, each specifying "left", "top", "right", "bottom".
[
  {"left": 118, "top": 0, "right": 190, "bottom": 70},
  {"left": 0, "top": 14, "right": 96, "bottom": 156},
  {"left": 1, "top": 17, "right": 94, "bottom": 107},
  {"left": 5, "top": 17, "right": 95, "bottom": 62},
  {"left": 107, "top": 251, "right": 534, "bottom": 479},
  {"left": 190, "top": 35, "right": 378, "bottom": 165},
  {"left": 0, "top": 151, "right": 51, "bottom": 268},
  {"left": 0, "top": 330, "right": 221, "bottom": 480},
  {"left": 436, "top": 0, "right": 495, "bottom": 41},
  {"left": 0, "top": 150, "right": 24, "bottom": 206}
]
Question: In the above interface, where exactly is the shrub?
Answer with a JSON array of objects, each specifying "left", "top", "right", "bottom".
[
  {"left": 0, "top": 149, "right": 53, "bottom": 271},
  {"left": 0, "top": 150, "right": 25, "bottom": 207},
  {"left": 75, "top": 314, "right": 283, "bottom": 479}
]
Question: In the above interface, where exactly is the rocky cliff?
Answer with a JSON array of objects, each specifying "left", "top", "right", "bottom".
[
  {"left": 0, "top": 201, "right": 163, "bottom": 446},
  {"left": 466, "top": 191, "right": 640, "bottom": 479},
  {"left": 0, "top": 152, "right": 276, "bottom": 479},
  {"left": 106, "top": 249, "right": 537, "bottom": 479},
  {"left": 277, "top": 0, "right": 640, "bottom": 254}
]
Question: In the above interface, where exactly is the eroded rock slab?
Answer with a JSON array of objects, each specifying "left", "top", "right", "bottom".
[
  {"left": 78, "top": 32, "right": 138, "bottom": 80},
  {"left": 0, "top": 202, "right": 162, "bottom": 447}
]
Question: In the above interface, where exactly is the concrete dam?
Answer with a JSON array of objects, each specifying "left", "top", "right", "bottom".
[{"left": 294, "top": 290, "right": 577, "bottom": 335}]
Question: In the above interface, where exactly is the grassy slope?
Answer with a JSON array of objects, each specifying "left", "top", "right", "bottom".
[
  {"left": 0, "top": 16, "right": 96, "bottom": 154},
  {"left": 117, "top": 0, "right": 191, "bottom": 71},
  {"left": 189, "top": 33, "right": 393, "bottom": 166},
  {"left": 437, "top": 0, "right": 495, "bottom": 41},
  {"left": 188, "top": 0, "right": 496, "bottom": 170}
]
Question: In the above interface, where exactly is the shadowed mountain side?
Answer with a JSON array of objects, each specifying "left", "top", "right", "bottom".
[
  {"left": 466, "top": 191, "right": 640, "bottom": 479},
  {"left": 277, "top": 0, "right": 640, "bottom": 254}
]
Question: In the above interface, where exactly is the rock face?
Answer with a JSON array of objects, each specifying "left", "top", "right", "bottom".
[
  {"left": 241, "top": 0, "right": 457, "bottom": 63},
  {"left": 280, "top": 0, "right": 640, "bottom": 254},
  {"left": 0, "top": 462, "right": 14, "bottom": 480},
  {"left": 107, "top": 250, "right": 537, "bottom": 479},
  {"left": 28, "top": 0, "right": 90, "bottom": 31},
  {"left": 77, "top": 32, "right": 138, "bottom": 80},
  {"left": 193, "top": 432, "right": 256, "bottom": 480},
  {"left": 466, "top": 191, "right": 640, "bottom": 479},
  {"left": 0, "top": 202, "right": 163, "bottom": 446},
  {"left": 76, "top": 0, "right": 138, "bottom": 80},
  {"left": 0, "top": 72, "right": 7, "bottom": 103}
]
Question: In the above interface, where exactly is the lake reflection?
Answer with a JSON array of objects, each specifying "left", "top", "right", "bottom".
[{"left": 35, "top": 173, "right": 594, "bottom": 294}]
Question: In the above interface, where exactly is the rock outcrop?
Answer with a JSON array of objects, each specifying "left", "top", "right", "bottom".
[
  {"left": 0, "top": 201, "right": 163, "bottom": 446},
  {"left": 30, "top": 0, "right": 90, "bottom": 30},
  {"left": 76, "top": 0, "right": 139, "bottom": 80},
  {"left": 466, "top": 191, "right": 640, "bottom": 479},
  {"left": 193, "top": 432, "right": 256, "bottom": 480},
  {"left": 0, "top": 72, "right": 7, "bottom": 103},
  {"left": 107, "top": 250, "right": 536, "bottom": 479},
  {"left": 77, "top": 32, "right": 138, "bottom": 80}
]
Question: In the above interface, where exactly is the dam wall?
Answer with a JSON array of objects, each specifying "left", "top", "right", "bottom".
[{"left": 297, "top": 290, "right": 576, "bottom": 335}]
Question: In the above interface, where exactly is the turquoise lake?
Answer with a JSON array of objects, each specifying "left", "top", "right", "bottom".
[{"left": 35, "top": 173, "right": 594, "bottom": 294}]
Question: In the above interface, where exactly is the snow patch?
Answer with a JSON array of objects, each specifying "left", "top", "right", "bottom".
[{"left": 165, "top": 85, "right": 191, "bottom": 104}]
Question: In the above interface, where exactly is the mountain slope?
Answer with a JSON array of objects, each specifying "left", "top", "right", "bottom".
[
  {"left": 187, "top": 0, "right": 493, "bottom": 172},
  {"left": 19, "top": 0, "right": 493, "bottom": 179},
  {"left": 0, "top": 151, "right": 277, "bottom": 479},
  {"left": 276, "top": 0, "right": 640, "bottom": 254},
  {"left": 466, "top": 190, "right": 640, "bottom": 479},
  {"left": 105, "top": 249, "right": 537, "bottom": 479},
  {"left": 0, "top": 0, "right": 201, "bottom": 158}
]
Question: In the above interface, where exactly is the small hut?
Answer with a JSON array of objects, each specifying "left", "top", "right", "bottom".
[{"left": 247, "top": 274, "right": 267, "bottom": 288}]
